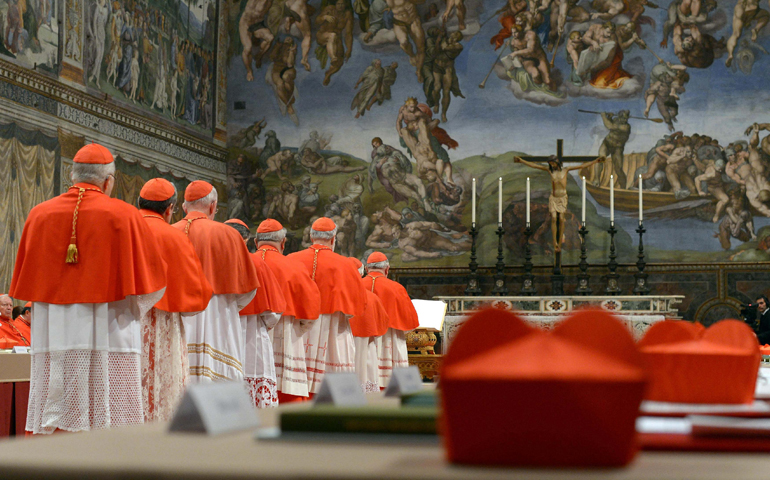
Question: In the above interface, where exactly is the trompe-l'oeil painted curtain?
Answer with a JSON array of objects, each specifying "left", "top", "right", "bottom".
[{"left": 0, "top": 123, "right": 59, "bottom": 294}]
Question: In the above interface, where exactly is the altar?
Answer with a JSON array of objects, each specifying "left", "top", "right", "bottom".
[{"left": 408, "top": 295, "right": 684, "bottom": 381}]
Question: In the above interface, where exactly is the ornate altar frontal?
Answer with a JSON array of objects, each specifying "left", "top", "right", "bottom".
[{"left": 408, "top": 295, "right": 684, "bottom": 382}]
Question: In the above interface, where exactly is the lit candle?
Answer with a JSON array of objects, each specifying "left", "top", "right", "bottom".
[
  {"left": 639, "top": 174, "right": 643, "bottom": 225},
  {"left": 526, "top": 177, "right": 530, "bottom": 225},
  {"left": 498, "top": 177, "right": 503, "bottom": 224},
  {"left": 581, "top": 176, "right": 586, "bottom": 225},
  {"left": 610, "top": 175, "right": 614, "bottom": 225},
  {"left": 472, "top": 178, "right": 476, "bottom": 226}
]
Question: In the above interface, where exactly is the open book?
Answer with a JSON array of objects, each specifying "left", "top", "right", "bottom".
[{"left": 412, "top": 300, "right": 447, "bottom": 331}]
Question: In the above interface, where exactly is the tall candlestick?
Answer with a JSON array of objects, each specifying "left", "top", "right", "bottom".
[
  {"left": 498, "top": 177, "right": 503, "bottom": 224},
  {"left": 638, "top": 174, "right": 643, "bottom": 225},
  {"left": 610, "top": 175, "right": 614, "bottom": 224},
  {"left": 581, "top": 176, "right": 586, "bottom": 225},
  {"left": 526, "top": 177, "right": 530, "bottom": 224},
  {"left": 472, "top": 178, "right": 476, "bottom": 226}
]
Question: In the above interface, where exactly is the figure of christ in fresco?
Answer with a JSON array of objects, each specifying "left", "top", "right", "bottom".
[
  {"left": 367, "top": 208, "right": 403, "bottom": 249},
  {"left": 596, "top": 110, "right": 631, "bottom": 189},
  {"left": 515, "top": 155, "right": 605, "bottom": 252},
  {"left": 369, "top": 137, "right": 429, "bottom": 210},
  {"left": 396, "top": 98, "right": 458, "bottom": 186},
  {"left": 442, "top": 0, "right": 467, "bottom": 30},
  {"left": 386, "top": 0, "right": 426, "bottom": 82},
  {"left": 422, "top": 29, "right": 464, "bottom": 124},
  {"left": 299, "top": 148, "right": 366, "bottom": 174},
  {"left": 283, "top": 0, "right": 313, "bottom": 71},
  {"left": 240, "top": 0, "right": 274, "bottom": 82},
  {"left": 269, "top": 37, "right": 299, "bottom": 124},
  {"left": 352, "top": 59, "right": 384, "bottom": 119},
  {"left": 726, "top": 0, "right": 770, "bottom": 67},
  {"left": 316, "top": 0, "right": 353, "bottom": 86},
  {"left": 398, "top": 220, "right": 472, "bottom": 262},
  {"left": 88, "top": 0, "right": 110, "bottom": 88},
  {"left": 672, "top": 23, "right": 726, "bottom": 69}
]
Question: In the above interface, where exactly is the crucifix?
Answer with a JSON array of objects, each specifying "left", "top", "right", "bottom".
[{"left": 514, "top": 139, "right": 605, "bottom": 294}]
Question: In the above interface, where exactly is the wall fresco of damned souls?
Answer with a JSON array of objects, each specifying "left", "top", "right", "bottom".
[{"left": 226, "top": 0, "right": 770, "bottom": 265}]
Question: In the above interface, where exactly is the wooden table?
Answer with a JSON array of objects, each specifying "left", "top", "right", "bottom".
[
  {"left": 1, "top": 393, "right": 770, "bottom": 479},
  {"left": 0, "top": 352, "right": 30, "bottom": 437}
]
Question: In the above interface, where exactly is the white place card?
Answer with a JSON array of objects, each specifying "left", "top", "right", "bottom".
[
  {"left": 384, "top": 366, "right": 424, "bottom": 397},
  {"left": 314, "top": 372, "right": 366, "bottom": 406},
  {"left": 168, "top": 382, "right": 260, "bottom": 436},
  {"left": 11, "top": 346, "right": 30, "bottom": 354}
]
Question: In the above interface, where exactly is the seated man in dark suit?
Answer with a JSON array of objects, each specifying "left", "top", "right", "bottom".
[{"left": 756, "top": 295, "right": 770, "bottom": 344}]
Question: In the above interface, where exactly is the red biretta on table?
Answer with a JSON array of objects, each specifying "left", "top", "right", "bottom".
[
  {"left": 440, "top": 308, "right": 648, "bottom": 468},
  {"left": 638, "top": 319, "right": 760, "bottom": 404}
]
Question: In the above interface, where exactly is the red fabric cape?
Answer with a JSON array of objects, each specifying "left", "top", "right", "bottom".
[
  {"left": 288, "top": 245, "right": 365, "bottom": 317},
  {"left": 172, "top": 212, "right": 260, "bottom": 295},
  {"left": 349, "top": 290, "right": 390, "bottom": 337},
  {"left": 11, "top": 184, "right": 167, "bottom": 304},
  {"left": 140, "top": 211, "right": 213, "bottom": 313},
  {"left": 362, "top": 272, "right": 419, "bottom": 331},
  {"left": 256, "top": 246, "right": 321, "bottom": 321},
  {"left": 0, "top": 315, "right": 30, "bottom": 348},
  {"left": 240, "top": 253, "right": 287, "bottom": 316}
]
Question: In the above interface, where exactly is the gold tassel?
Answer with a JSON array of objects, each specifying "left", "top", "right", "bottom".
[
  {"left": 65, "top": 187, "right": 91, "bottom": 264},
  {"left": 66, "top": 236, "right": 78, "bottom": 264}
]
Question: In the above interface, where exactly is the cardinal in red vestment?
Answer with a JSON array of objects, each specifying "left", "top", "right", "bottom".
[
  {"left": 138, "top": 178, "right": 213, "bottom": 421},
  {"left": 255, "top": 219, "right": 321, "bottom": 404},
  {"left": 172, "top": 181, "right": 260, "bottom": 383},
  {"left": 348, "top": 258, "right": 390, "bottom": 393},
  {"left": 226, "top": 218, "right": 287, "bottom": 408},
  {"left": 288, "top": 217, "right": 366, "bottom": 394},
  {"left": 10, "top": 143, "right": 167, "bottom": 434},
  {"left": 363, "top": 252, "right": 419, "bottom": 388}
]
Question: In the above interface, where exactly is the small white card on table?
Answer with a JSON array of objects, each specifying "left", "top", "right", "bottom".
[
  {"left": 314, "top": 372, "right": 366, "bottom": 406},
  {"left": 11, "top": 346, "right": 30, "bottom": 354},
  {"left": 384, "top": 366, "right": 423, "bottom": 397},
  {"left": 168, "top": 382, "right": 259, "bottom": 435}
]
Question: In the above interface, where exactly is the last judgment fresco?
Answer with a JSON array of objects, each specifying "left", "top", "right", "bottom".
[{"left": 226, "top": 0, "right": 770, "bottom": 267}]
